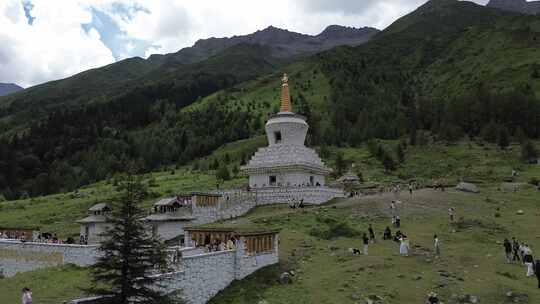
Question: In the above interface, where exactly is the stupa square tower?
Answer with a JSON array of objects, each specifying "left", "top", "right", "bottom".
[{"left": 242, "top": 74, "right": 343, "bottom": 204}]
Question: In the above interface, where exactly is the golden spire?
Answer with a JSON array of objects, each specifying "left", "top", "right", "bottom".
[{"left": 280, "top": 73, "right": 292, "bottom": 112}]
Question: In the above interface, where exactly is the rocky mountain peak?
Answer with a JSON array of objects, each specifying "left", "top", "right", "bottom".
[
  {"left": 487, "top": 0, "right": 540, "bottom": 14},
  {"left": 0, "top": 83, "right": 23, "bottom": 97}
]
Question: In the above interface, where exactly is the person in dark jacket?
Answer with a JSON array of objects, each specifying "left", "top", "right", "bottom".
[
  {"left": 512, "top": 237, "right": 521, "bottom": 262},
  {"left": 383, "top": 226, "right": 392, "bottom": 240},
  {"left": 368, "top": 224, "right": 376, "bottom": 243},
  {"left": 503, "top": 238, "right": 512, "bottom": 263},
  {"left": 362, "top": 233, "right": 369, "bottom": 255},
  {"left": 535, "top": 260, "right": 540, "bottom": 288}
]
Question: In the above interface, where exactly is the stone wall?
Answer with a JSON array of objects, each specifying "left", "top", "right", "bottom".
[
  {"left": 254, "top": 186, "right": 344, "bottom": 205},
  {"left": 158, "top": 250, "right": 237, "bottom": 304},
  {"left": 234, "top": 235, "right": 280, "bottom": 279},
  {"left": 191, "top": 191, "right": 257, "bottom": 226},
  {"left": 0, "top": 240, "right": 99, "bottom": 277},
  {"left": 157, "top": 236, "right": 280, "bottom": 304}
]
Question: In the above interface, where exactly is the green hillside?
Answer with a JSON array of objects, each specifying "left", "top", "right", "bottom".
[
  {"left": 1, "top": 0, "right": 540, "bottom": 200},
  {"left": 0, "top": 139, "right": 539, "bottom": 304}
]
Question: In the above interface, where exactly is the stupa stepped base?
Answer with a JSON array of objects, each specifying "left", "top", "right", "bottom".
[{"left": 253, "top": 186, "right": 345, "bottom": 205}]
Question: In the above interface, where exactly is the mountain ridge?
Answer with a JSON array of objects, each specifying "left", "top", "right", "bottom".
[
  {"left": 1, "top": 1, "right": 539, "bottom": 200},
  {"left": 0, "top": 83, "right": 23, "bottom": 97},
  {"left": 487, "top": 0, "right": 540, "bottom": 14},
  {"left": 147, "top": 25, "right": 379, "bottom": 65},
  {"left": 0, "top": 24, "right": 379, "bottom": 123}
]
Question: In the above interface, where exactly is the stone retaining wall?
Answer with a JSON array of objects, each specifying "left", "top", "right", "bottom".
[
  {"left": 0, "top": 240, "right": 98, "bottom": 277},
  {"left": 158, "top": 250, "right": 237, "bottom": 304},
  {"left": 254, "top": 186, "right": 345, "bottom": 205}
]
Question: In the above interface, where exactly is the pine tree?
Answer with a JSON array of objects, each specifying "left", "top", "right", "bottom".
[
  {"left": 88, "top": 174, "right": 176, "bottom": 304},
  {"left": 334, "top": 151, "right": 347, "bottom": 176},
  {"left": 232, "top": 165, "right": 239, "bottom": 177},
  {"left": 396, "top": 143, "right": 406, "bottom": 164},
  {"left": 498, "top": 126, "right": 510, "bottom": 150},
  {"left": 521, "top": 140, "right": 539, "bottom": 163},
  {"left": 382, "top": 152, "right": 396, "bottom": 172},
  {"left": 216, "top": 165, "right": 231, "bottom": 181}
]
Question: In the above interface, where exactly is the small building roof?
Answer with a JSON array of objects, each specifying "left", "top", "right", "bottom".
[
  {"left": 77, "top": 215, "right": 109, "bottom": 224},
  {"left": 88, "top": 203, "right": 111, "bottom": 212},
  {"left": 338, "top": 171, "right": 361, "bottom": 183},
  {"left": 154, "top": 198, "right": 180, "bottom": 207},
  {"left": 190, "top": 192, "right": 221, "bottom": 197},
  {"left": 144, "top": 213, "right": 195, "bottom": 222},
  {"left": 185, "top": 227, "right": 280, "bottom": 236}
]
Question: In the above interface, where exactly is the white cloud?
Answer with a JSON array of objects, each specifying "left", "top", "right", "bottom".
[
  {"left": 0, "top": 0, "right": 489, "bottom": 88},
  {"left": 0, "top": 0, "right": 114, "bottom": 88}
]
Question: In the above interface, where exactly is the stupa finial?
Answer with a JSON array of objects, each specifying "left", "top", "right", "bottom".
[{"left": 280, "top": 73, "right": 292, "bottom": 112}]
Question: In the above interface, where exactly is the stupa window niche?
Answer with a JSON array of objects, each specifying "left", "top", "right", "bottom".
[
  {"left": 269, "top": 176, "right": 277, "bottom": 186},
  {"left": 274, "top": 131, "right": 282, "bottom": 144}
]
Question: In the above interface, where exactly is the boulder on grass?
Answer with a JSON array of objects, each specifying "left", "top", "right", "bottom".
[{"left": 456, "top": 182, "right": 479, "bottom": 193}]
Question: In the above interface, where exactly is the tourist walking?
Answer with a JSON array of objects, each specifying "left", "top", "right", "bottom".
[
  {"left": 434, "top": 234, "right": 441, "bottom": 257},
  {"left": 362, "top": 233, "right": 369, "bottom": 255},
  {"left": 383, "top": 226, "right": 392, "bottom": 240},
  {"left": 512, "top": 238, "right": 521, "bottom": 262},
  {"left": 399, "top": 235, "right": 409, "bottom": 256},
  {"left": 535, "top": 260, "right": 540, "bottom": 288},
  {"left": 368, "top": 224, "right": 376, "bottom": 243},
  {"left": 395, "top": 216, "right": 401, "bottom": 228},
  {"left": 21, "top": 287, "right": 32, "bottom": 304},
  {"left": 390, "top": 201, "right": 396, "bottom": 216},
  {"left": 448, "top": 207, "right": 455, "bottom": 222},
  {"left": 523, "top": 246, "right": 535, "bottom": 277},
  {"left": 503, "top": 238, "right": 512, "bottom": 263},
  {"left": 409, "top": 183, "right": 413, "bottom": 196}
]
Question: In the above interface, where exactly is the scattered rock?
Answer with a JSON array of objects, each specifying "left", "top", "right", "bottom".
[
  {"left": 516, "top": 210, "right": 524, "bottom": 215},
  {"left": 365, "top": 294, "right": 384, "bottom": 304},
  {"left": 413, "top": 275, "right": 422, "bottom": 281},
  {"left": 350, "top": 293, "right": 361, "bottom": 300},
  {"left": 279, "top": 272, "right": 293, "bottom": 284},
  {"left": 458, "top": 294, "right": 479, "bottom": 303},
  {"left": 258, "top": 300, "right": 268, "bottom": 304},
  {"left": 505, "top": 291, "right": 528, "bottom": 303},
  {"left": 456, "top": 182, "right": 480, "bottom": 193}
]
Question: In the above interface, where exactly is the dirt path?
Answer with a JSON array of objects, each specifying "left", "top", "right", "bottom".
[{"left": 333, "top": 188, "right": 481, "bottom": 219}]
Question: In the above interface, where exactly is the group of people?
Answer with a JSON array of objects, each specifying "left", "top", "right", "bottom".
[
  {"left": 503, "top": 237, "right": 540, "bottom": 288},
  {"left": 194, "top": 236, "right": 237, "bottom": 253},
  {"left": 0, "top": 231, "right": 71, "bottom": 245},
  {"left": 79, "top": 234, "right": 88, "bottom": 245},
  {"left": 360, "top": 224, "right": 411, "bottom": 257},
  {"left": 0, "top": 231, "right": 29, "bottom": 241}
]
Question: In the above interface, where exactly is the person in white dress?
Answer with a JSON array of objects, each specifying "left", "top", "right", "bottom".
[
  {"left": 523, "top": 245, "right": 535, "bottom": 277},
  {"left": 399, "top": 235, "right": 409, "bottom": 256},
  {"left": 434, "top": 234, "right": 441, "bottom": 256},
  {"left": 22, "top": 287, "right": 32, "bottom": 304}
]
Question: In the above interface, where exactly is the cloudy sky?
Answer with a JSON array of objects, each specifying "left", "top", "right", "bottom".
[{"left": 0, "top": 0, "right": 490, "bottom": 88}]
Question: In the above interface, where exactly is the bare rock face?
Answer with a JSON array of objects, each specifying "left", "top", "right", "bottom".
[
  {"left": 487, "top": 0, "right": 540, "bottom": 15},
  {"left": 456, "top": 182, "right": 480, "bottom": 193}
]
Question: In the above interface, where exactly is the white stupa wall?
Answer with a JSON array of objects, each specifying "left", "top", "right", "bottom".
[
  {"left": 265, "top": 115, "right": 308, "bottom": 146},
  {"left": 249, "top": 172, "right": 325, "bottom": 188}
]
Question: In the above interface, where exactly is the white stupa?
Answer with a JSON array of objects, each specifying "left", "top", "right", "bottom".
[{"left": 242, "top": 74, "right": 332, "bottom": 191}]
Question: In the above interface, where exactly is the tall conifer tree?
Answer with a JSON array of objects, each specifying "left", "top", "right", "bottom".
[{"left": 88, "top": 174, "right": 177, "bottom": 304}]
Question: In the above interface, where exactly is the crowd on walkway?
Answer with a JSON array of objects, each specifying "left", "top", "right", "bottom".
[
  {"left": 0, "top": 231, "right": 74, "bottom": 245},
  {"left": 192, "top": 236, "right": 237, "bottom": 253},
  {"left": 503, "top": 237, "right": 540, "bottom": 288}
]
